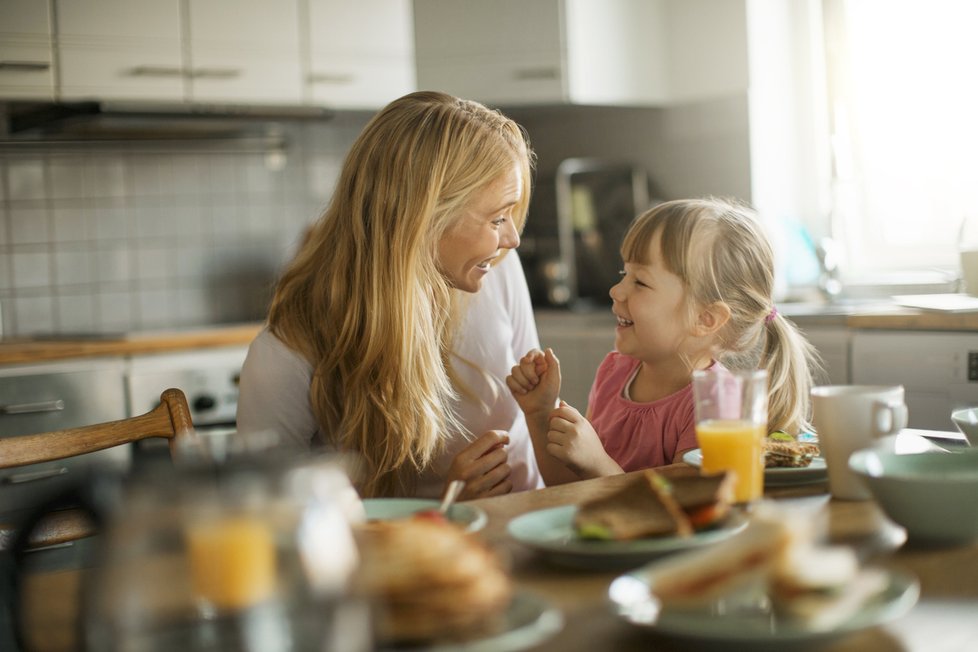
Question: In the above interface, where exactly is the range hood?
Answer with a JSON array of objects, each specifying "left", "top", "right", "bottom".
[{"left": 0, "top": 100, "right": 335, "bottom": 141}]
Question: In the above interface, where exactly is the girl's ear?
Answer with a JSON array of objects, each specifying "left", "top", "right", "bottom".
[{"left": 692, "top": 301, "right": 731, "bottom": 337}]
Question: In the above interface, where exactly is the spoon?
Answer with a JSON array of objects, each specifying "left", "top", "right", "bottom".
[{"left": 439, "top": 480, "right": 466, "bottom": 515}]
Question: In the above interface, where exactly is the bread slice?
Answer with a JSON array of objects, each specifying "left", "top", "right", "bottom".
[
  {"left": 574, "top": 471, "right": 692, "bottom": 540},
  {"left": 764, "top": 439, "right": 820, "bottom": 468}
]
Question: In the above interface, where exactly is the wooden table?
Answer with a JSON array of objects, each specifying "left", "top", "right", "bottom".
[
  {"left": 18, "top": 462, "right": 978, "bottom": 651},
  {"left": 465, "top": 466, "right": 978, "bottom": 652}
]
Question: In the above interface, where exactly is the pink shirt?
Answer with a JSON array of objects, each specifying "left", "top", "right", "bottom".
[{"left": 586, "top": 352, "right": 700, "bottom": 471}]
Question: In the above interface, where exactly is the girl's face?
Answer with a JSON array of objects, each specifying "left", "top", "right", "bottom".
[
  {"left": 437, "top": 162, "right": 522, "bottom": 293},
  {"left": 609, "top": 230, "right": 690, "bottom": 363}
]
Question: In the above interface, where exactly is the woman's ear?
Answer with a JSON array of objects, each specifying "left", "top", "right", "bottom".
[{"left": 692, "top": 301, "right": 731, "bottom": 337}]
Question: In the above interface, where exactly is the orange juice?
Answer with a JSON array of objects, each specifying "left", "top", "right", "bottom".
[
  {"left": 186, "top": 515, "right": 277, "bottom": 611},
  {"left": 696, "top": 418, "right": 765, "bottom": 503}
]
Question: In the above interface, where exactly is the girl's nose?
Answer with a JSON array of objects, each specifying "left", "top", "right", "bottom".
[{"left": 609, "top": 279, "right": 626, "bottom": 302}]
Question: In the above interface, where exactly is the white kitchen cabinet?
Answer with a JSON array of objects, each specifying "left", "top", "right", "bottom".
[
  {"left": 413, "top": 0, "right": 748, "bottom": 107},
  {"left": 0, "top": 0, "right": 56, "bottom": 100},
  {"left": 187, "top": 0, "right": 303, "bottom": 104},
  {"left": 797, "top": 325, "right": 850, "bottom": 385},
  {"left": 57, "top": 0, "right": 186, "bottom": 101},
  {"left": 303, "top": 0, "right": 415, "bottom": 109},
  {"left": 851, "top": 330, "right": 978, "bottom": 431},
  {"left": 56, "top": 0, "right": 303, "bottom": 105}
]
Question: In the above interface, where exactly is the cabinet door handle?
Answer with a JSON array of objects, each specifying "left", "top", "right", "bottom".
[
  {"left": 513, "top": 67, "right": 560, "bottom": 81},
  {"left": 0, "top": 399, "right": 65, "bottom": 415},
  {"left": 307, "top": 72, "right": 355, "bottom": 84},
  {"left": 127, "top": 65, "right": 185, "bottom": 78},
  {"left": 4, "top": 467, "right": 69, "bottom": 484},
  {"left": 0, "top": 61, "right": 51, "bottom": 72},
  {"left": 191, "top": 68, "right": 241, "bottom": 79}
]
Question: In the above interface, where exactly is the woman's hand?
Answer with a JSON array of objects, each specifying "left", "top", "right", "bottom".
[
  {"left": 545, "top": 401, "right": 622, "bottom": 479},
  {"left": 505, "top": 348, "right": 561, "bottom": 417},
  {"left": 446, "top": 430, "right": 513, "bottom": 499}
]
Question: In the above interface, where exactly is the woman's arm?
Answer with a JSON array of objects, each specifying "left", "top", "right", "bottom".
[{"left": 236, "top": 329, "right": 320, "bottom": 448}]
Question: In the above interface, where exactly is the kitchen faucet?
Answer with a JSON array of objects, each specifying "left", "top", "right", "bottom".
[{"left": 816, "top": 237, "right": 843, "bottom": 301}]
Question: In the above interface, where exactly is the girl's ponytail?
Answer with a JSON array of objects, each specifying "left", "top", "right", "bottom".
[{"left": 760, "top": 312, "right": 825, "bottom": 434}]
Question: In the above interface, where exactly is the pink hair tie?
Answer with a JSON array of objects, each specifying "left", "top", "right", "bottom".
[{"left": 765, "top": 306, "right": 778, "bottom": 323}]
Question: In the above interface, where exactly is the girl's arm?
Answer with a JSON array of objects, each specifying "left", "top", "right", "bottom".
[{"left": 506, "top": 348, "right": 582, "bottom": 485}]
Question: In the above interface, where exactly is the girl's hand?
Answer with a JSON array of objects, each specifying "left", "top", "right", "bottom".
[
  {"left": 505, "top": 348, "right": 561, "bottom": 417},
  {"left": 545, "top": 401, "right": 622, "bottom": 479},
  {"left": 445, "top": 430, "right": 513, "bottom": 499}
]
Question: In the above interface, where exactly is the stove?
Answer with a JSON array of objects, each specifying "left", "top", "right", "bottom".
[{"left": 126, "top": 346, "right": 248, "bottom": 431}]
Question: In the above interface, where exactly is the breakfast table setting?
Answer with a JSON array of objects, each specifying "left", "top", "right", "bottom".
[{"left": 12, "top": 423, "right": 978, "bottom": 652}]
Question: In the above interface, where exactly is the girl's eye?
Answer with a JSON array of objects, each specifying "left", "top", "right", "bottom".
[{"left": 492, "top": 217, "right": 506, "bottom": 226}]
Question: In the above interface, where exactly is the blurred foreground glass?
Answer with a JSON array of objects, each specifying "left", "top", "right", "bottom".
[
  {"left": 692, "top": 369, "right": 768, "bottom": 503},
  {"left": 82, "top": 434, "right": 370, "bottom": 652}
]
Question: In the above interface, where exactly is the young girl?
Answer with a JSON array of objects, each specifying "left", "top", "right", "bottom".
[{"left": 507, "top": 197, "right": 821, "bottom": 485}]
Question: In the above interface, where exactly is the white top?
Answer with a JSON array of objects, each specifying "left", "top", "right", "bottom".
[{"left": 236, "top": 252, "right": 544, "bottom": 497}]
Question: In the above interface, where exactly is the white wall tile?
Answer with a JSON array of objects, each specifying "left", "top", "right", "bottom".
[
  {"left": 96, "top": 289, "right": 135, "bottom": 331},
  {"left": 0, "top": 120, "right": 364, "bottom": 335},
  {"left": 51, "top": 201, "right": 92, "bottom": 242},
  {"left": 95, "top": 243, "right": 131, "bottom": 283},
  {"left": 8, "top": 204, "right": 51, "bottom": 244},
  {"left": 134, "top": 243, "right": 172, "bottom": 280},
  {"left": 53, "top": 244, "right": 96, "bottom": 287},
  {"left": 12, "top": 295, "right": 55, "bottom": 334},
  {"left": 48, "top": 157, "right": 86, "bottom": 199},
  {"left": 84, "top": 156, "right": 126, "bottom": 198},
  {"left": 12, "top": 251, "right": 52, "bottom": 288},
  {"left": 56, "top": 293, "right": 96, "bottom": 332},
  {"left": 93, "top": 200, "right": 131, "bottom": 241},
  {"left": 6, "top": 159, "right": 46, "bottom": 201}
]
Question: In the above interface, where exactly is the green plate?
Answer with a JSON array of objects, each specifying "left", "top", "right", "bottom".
[
  {"left": 683, "top": 448, "right": 828, "bottom": 486},
  {"left": 362, "top": 498, "right": 488, "bottom": 533},
  {"left": 506, "top": 505, "right": 748, "bottom": 570},
  {"left": 381, "top": 590, "right": 563, "bottom": 652},
  {"left": 609, "top": 566, "right": 919, "bottom": 646}
]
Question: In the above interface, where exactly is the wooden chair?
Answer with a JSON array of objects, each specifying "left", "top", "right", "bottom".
[{"left": 0, "top": 388, "right": 197, "bottom": 550}]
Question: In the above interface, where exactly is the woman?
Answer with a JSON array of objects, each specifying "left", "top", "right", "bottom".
[{"left": 236, "top": 91, "right": 541, "bottom": 499}]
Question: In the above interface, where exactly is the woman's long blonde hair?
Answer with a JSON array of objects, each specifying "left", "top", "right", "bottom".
[
  {"left": 267, "top": 91, "right": 533, "bottom": 497},
  {"left": 621, "top": 198, "right": 823, "bottom": 435}
]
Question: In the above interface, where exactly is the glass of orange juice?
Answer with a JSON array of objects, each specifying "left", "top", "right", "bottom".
[{"left": 692, "top": 369, "right": 768, "bottom": 503}]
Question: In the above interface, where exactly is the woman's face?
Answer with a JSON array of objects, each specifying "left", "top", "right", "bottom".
[{"left": 437, "top": 162, "right": 523, "bottom": 293}]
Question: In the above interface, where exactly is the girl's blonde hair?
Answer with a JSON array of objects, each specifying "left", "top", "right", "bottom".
[
  {"left": 268, "top": 91, "right": 534, "bottom": 496},
  {"left": 621, "top": 197, "right": 823, "bottom": 434}
]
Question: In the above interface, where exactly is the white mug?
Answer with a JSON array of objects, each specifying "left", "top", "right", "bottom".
[{"left": 811, "top": 385, "right": 908, "bottom": 500}]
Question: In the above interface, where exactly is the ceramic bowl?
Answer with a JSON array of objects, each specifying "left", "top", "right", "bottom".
[
  {"left": 849, "top": 447, "right": 978, "bottom": 545},
  {"left": 951, "top": 407, "right": 978, "bottom": 446}
]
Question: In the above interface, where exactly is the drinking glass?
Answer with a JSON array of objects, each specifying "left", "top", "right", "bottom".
[{"left": 692, "top": 369, "right": 768, "bottom": 503}]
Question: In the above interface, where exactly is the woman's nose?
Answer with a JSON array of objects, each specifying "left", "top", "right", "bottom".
[{"left": 501, "top": 220, "right": 520, "bottom": 249}]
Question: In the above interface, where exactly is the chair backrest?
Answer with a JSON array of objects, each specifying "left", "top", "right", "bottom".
[
  {"left": 0, "top": 388, "right": 196, "bottom": 469},
  {"left": 0, "top": 388, "right": 196, "bottom": 550}
]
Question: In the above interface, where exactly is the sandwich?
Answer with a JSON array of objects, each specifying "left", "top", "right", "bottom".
[
  {"left": 764, "top": 431, "right": 820, "bottom": 468},
  {"left": 573, "top": 469, "right": 736, "bottom": 541},
  {"left": 632, "top": 504, "right": 891, "bottom": 629}
]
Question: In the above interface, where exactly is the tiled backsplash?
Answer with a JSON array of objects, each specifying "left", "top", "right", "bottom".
[{"left": 0, "top": 116, "right": 369, "bottom": 337}]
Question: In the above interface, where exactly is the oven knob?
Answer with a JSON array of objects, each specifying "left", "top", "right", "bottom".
[{"left": 192, "top": 394, "right": 217, "bottom": 412}]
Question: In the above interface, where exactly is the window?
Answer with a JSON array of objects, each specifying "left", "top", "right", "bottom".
[{"left": 823, "top": 0, "right": 978, "bottom": 276}]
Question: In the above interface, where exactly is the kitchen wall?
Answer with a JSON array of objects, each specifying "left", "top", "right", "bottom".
[
  {"left": 0, "top": 114, "right": 370, "bottom": 337},
  {"left": 0, "top": 96, "right": 748, "bottom": 337}
]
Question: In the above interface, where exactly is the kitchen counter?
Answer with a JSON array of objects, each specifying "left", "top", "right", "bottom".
[
  {"left": 0, "top": 323, "right": 263, "bottom": 366},
  {"left": 3, "top": 299, "right": 977, "bottom": 369}
]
